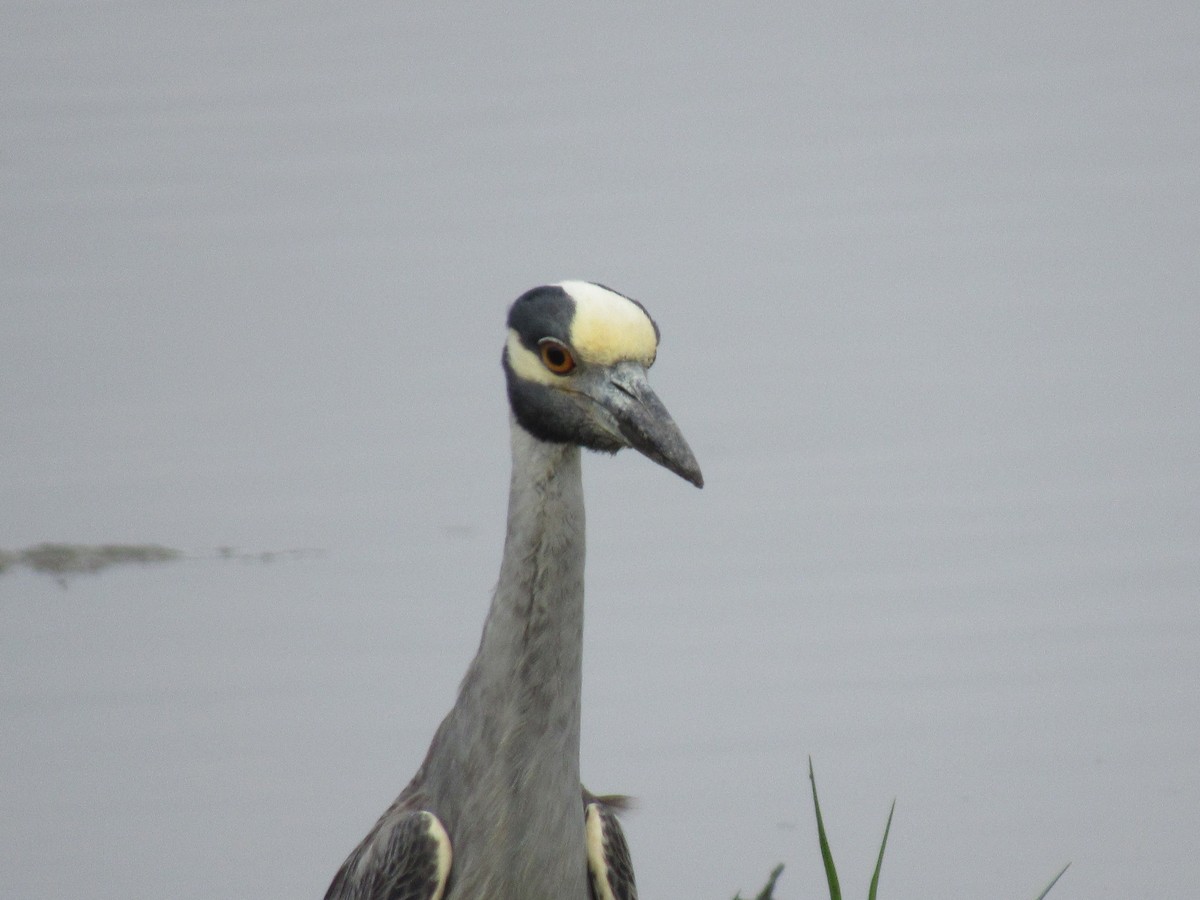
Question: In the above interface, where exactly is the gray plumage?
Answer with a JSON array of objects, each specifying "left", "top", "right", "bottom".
[{"left": 324, "top": 282, "right": 701, "bottom": 900}]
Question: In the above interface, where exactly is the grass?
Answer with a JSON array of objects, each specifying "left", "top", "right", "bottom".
[
  {"left": 734, "top": 864, "right": 784, "bottom": 900},
  {"left": 734, "top": 759, "right": 1068, "bottom": 899}
]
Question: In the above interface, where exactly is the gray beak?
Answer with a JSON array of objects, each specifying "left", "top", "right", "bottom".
[{"left": 587, "top": 361, "right": 704, "bottom": 488}]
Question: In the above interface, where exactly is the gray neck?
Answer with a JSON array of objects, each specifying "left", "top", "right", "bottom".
[
  {"left": 416, "top": 417, "right": 588, "bottom": 898},
  {"left": 463, "top": 419, "right": 587, "bottom": 755}
]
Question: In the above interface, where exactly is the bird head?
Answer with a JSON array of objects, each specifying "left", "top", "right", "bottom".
[{"left": 503, "top": 281, "right": 703, "bottom": 488}]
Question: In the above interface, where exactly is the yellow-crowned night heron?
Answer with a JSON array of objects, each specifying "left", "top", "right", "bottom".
[{"left": 324, "top": 281, "right": 702, "bottom": 900}]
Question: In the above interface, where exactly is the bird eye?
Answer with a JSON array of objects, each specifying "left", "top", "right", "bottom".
[{"left": 538, "top": 339, "right": 576, "bottom": 375}]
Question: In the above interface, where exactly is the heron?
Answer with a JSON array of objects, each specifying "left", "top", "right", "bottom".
[{"left": 324, "top": 281, "right": 703, "bottom": 900}]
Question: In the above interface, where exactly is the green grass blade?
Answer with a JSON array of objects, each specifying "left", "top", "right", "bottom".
[
  {"left": 808, "top": 757, "right": 841, "bottom": 900},
  {"left": 731, "top": 864, "right": 783, "bottom": 900},
  {"left": 1032, "top": 862, "right": 1071, "bottom": 900},
  {"left": 755, "top": 863, "right": 784, "bottom": 900},
  {"left": 867, "top": 799, "right": 896, "bottom": 900}
]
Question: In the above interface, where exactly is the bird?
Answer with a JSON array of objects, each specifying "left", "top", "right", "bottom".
[{"left": 324, "top": 281, "right": 703, "bottom": 900}]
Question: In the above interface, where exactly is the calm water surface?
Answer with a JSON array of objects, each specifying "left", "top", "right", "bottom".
[{"left": 3, "top": 4, "right": 1198, "bottom": 897}]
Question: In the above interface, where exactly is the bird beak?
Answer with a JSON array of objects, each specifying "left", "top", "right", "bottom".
[{"left": 588, "top": 361, "right": 704, "bottom": 488}]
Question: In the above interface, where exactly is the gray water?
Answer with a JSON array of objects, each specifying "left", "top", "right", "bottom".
[{"left": 3, "top": 4, "right": 1198, "bottom": 897}]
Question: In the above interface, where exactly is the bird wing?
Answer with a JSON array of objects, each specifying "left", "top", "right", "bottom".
[
  {"left": 585, "top": 799, "right": 638, "bottom": 900},
  {"left": 325, "top": 808, "right": 452, "bottom": 900}
]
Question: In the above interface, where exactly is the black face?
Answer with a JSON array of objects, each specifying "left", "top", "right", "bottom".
[
  {"left": 499, "top": 283, "right": 702, "bottom": 486},
  {"left": 502, "top": 285, "right": 625, "bottom": 451},
  {"left": 502, "top": 353, "right": 625, "bottom": 452}
]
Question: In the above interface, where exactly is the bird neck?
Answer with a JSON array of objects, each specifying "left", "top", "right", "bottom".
[
  {"left": 452, "top": 417, "right": 587, "bottom": 771},
  {"left": 407, "top": 420, "right": 591, "bottom": 898}
]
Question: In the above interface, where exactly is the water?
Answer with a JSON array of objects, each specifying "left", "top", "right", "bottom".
[{"left": 3, "top": 3, "right": 1198, "bottom": 897}]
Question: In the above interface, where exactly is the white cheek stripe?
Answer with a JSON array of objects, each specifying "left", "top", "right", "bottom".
[
  {"left": 558, "top": 281, "right": 658, "bottom": 367},
  {"left": 506, "top": 330, "right": 560, "bottom": 386}
]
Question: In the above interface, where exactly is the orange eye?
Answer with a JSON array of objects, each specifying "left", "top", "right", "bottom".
[{"left": 538, "top": 339, "right": 576, "bottom": 375}]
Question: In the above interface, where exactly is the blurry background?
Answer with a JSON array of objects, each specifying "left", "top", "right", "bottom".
[{"left": 2, "top": 3, "right": 1197, "bottom": 897}]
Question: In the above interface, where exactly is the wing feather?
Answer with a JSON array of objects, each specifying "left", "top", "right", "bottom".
[
  {"left": 325, "top": 809, "right": 451, "bottom": 900},
  {"left": 585, "top": 800, "right": 638, "bottom": 900}
]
